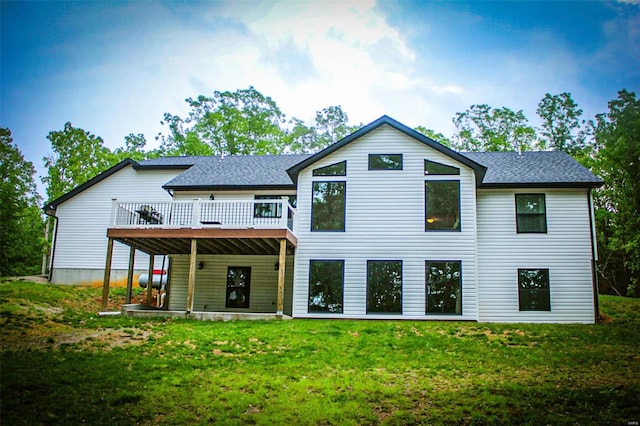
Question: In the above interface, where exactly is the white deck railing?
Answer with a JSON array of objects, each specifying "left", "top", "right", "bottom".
[{"left": 110, "top": 198, "right": 296, "bottom": 231}]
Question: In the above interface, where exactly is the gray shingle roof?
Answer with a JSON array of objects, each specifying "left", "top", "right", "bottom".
[
  {"left": 137, "top": 156, "right": 207, "bottom": 168},
  {"left": 163, "top": 154, "right": 312, "bottom": 189},
  {"left": 463, "top": 151, "right": 603, "bottom": 187}
]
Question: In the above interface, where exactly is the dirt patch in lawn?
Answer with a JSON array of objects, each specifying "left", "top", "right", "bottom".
[{"left": 1, "top": 321, "right": 155, "bottom": 352}]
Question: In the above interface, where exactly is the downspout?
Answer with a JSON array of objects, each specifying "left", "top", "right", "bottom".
[
  {"left": 44, "top": 207, "right": 59, "bottom": 282},
  {"left": 587, "top": 188, "right": 600, "bottom": 322}
]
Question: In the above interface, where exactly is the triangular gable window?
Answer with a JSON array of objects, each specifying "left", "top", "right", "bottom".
[
  {"left": 313, "top": 161, "right": 347, "bottom": 176},
  {"left": 425, "top": 159, "right": 460, "bottom": 175}
]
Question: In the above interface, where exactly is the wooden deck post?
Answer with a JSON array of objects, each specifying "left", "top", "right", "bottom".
[
  {"left": 146, "top": 253, "right": 155, "bottom": 306},
  {"left": 186, "top": 239, "right": 198, "bottom": 313},
  {"left": 125, "top": 245, "right": 136, "bottom": 304},
  {"left": 276, "top": 238, "right": 286, "bottom": 318},
  {"left": 101, "top": 238, "right": 114, "bottom": 311}
]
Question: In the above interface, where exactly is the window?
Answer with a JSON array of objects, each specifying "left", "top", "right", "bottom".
[
  {"left": 516, "top": 194, "right": 547, "bottom": 233},
  {"left": 518, "top": 269, "right": 550, "bottom": 311},
  {"left": 226, "top": 267, "right": 251, "bottom": 308},
  {"left": 367, "top": 260, "right": 402, "bottom": 314},
  {"left": 313, "top": 161, "right": 346, "bottom": 176},
  {"left": 312, "top": 181, "right": 346, "bottom": 231},
  {"left": 425, "top": 180, "right": 461, "bottom": 231},
  {"left": 308, "top": 260, "right": 344, "bottom": 313},
  {"left": 254, "top": 195, "right": 282, "bottom": 218},
  {"left": 426, "top": 261, "right": 462, "bottom": 315},
  {"left": 368, "top": 154, "right": 403, "bottom": 170},
  {"left": 425, "top": 160, "right": 460, "bottom": 175}
]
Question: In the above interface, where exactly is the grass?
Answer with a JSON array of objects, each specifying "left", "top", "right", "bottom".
[{"left": 1, "top": 281, "right": 639, "bottom": 425}]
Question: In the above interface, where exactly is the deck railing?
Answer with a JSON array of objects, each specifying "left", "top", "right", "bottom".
[{"left": 110, "top": 198, "right": 296, "bottom": 231}]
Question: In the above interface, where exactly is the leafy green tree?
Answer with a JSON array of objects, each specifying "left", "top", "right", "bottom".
[
  {"left": 414, "top": 126, "right": 452, "bottom": 147},
  {"left": 114, "top": 133, "right": 150, "bottom": 161},
  {"left": 286, "top": 106, "right": 358, "bottom": 153},
  {"left": 159, "top": 87, "right": 286, "bottom": 156},
  {"left": 536, "top": 92, "right": 590, "bottom": 157},
  {"left": 452, "top": 104, "right": 537, "bottom": 152},
  {"left": 43, "top": 122, "right": 117, "bottom": 201},
  {"left": 0, "top": 128, "right": 45, "bottom": 276},
  {"left": 592, "top": 90, "right": 640, "bottom": 297}
]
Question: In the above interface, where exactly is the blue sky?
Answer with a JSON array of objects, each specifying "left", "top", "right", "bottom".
[{"left": 2, "top": 0, "right": 638, "bottom": 191}]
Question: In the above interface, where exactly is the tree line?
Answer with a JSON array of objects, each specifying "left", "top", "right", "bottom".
[{"left": 1, "top": 87, "right": 638, "bottom": 298}]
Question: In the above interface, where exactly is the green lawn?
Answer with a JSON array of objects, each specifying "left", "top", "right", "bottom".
[{"left": 1, "top": 281, "right": 639, "bottom": 425}]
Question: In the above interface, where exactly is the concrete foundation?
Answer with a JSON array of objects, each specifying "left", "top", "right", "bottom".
[{"left": 121, "top": 304, "right": 291, "bottom": 321}]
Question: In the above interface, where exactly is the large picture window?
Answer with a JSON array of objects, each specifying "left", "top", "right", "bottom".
[
  {"left": 308, "top": 260, "right": 344, "bottom": 313},
  {"left": 518, "top": 269, "right": 550, "bottom": 311},
  {"left": 312, "top": 181, "right": 346, "bottom": 231},
  {"left": 426, "top": 261, "right": 462, "bottom": 315},
  {"left": 515, "top": 194, "right": 547, "bottom": 233},
  {"left": 367, "top": 260, "right": 402, "bottom": 314},
  {"left": 425, "top": 180, "right": 461, "bottom": 231},
  {"left": 226, "top": 267, "right": 251, "bottom": 308}
]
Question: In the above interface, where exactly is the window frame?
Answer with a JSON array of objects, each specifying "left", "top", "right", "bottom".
[
  {"left": 517, "top": 268, "right": 551, "bottom": 311},
  {"left": 424, "top": 159, "right": 460, "bottom": 175},
  {"left": 366, "top": 260, "right": 403, "bottom": 314},
  {"left": 225, "top": 266, "right": 251, "bottom": 309},
  {"left": 368, "top": 154, "right": 403, "bottom": 170},
  {"left": 425, "top": 260, "right": 462, "bottom": 315},
  {"left": 311, "top": 180, "right": 346, "bottom": 232},
  {"left": 424, "top": 179, "right": 461, "bottom": 232},
  {"left": 253, "top": 195, "right": 283, "bottom": 219},
  {"left": 312, "top": 161, "right": 347, "bottom": 177},
  {"left": 308, "top": 260, "right": 345, "bottom": 313},
  {"left": 515, "top": 193, "right": 547, "bottom": 234}
]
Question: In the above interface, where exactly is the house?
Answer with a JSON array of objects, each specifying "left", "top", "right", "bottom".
[{"left": 44, "top": 116, "right": 603, "bottom": 323}]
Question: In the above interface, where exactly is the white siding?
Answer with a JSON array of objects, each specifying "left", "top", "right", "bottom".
[
  {"left": 168, "top": 254, "right": 295, "bottom": 314},
  {"left": 293, "top": 125, "right": 479, "bottom": 320},
  {"left": 50, "top": 167, "right": 181, "bottom": 284},
  {"left": 476, "top": 188, "right": 595, "bottom": 323}
]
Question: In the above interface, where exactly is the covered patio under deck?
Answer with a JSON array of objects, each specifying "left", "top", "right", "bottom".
[{"left": 100, "top": 227, "right": 297, "bottom": 320}]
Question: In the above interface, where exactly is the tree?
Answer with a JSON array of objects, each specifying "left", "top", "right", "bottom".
[
  {"left": 452, "top": 104, "right": 537, "bottom": 152},
  {"left": 536, "top": 92, "right": 589, "bottom": 156},
  {"left": 43, "top": 122, "right": 117, "bottom": 201},
  {"left": 158, "top": 87, "right": 287, "bottom": 157},
  {"left": 286, "top": 106, "right": 359, "bottom": 154},
  {"left": 114, "top": 133, "right": 150, "bottom": 161},
  {"left": 0, "top": 128, "right": 45, "bottom": 276},
  {"left": 414, "top": 126, "right": 452, "bottom": 147},
  {"left": 592, "top": 90, "right": 640, "bottom": 297}
]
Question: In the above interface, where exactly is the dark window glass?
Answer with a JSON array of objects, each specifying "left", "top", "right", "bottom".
[
  {"left": 426, "top": 261, "right": 462, "bottom": 315},
  {"left": 368, "top": 154, "right": 403, "bottom": 170},
  {"left": 425, "top": 160, "right": 460, "bottom": 175},
  {"left": 367, "top": 260, "right": 402, "bottom": 313},
  {"left": 254, "top": 195, "right": 282, "bottom": 218},
  {"left": 516, "top": 194, "right": 547, "bottom": 233},
  {"left": 518, "top": 269, "right": 550, "bottom": 311},
  {"left": 226, "top": 267, "right": 251, "bottom": 308},
  {"left": 425, "top": 180, "right": 461, "bottom": 231},
  {"left": 313, "top": 161, "right": 347, "bottom": 176},
  {"left": 312, "top": 181, "right": 346, "bottom": 231},
  {"left": 308, "top": 260, "right": 344, "bottom": 313}
]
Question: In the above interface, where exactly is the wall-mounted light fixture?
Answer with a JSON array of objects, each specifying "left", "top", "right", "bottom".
[
  {"left": 274, "top": 262, "right": 279, "bottom": 271},
  {"left": 209, "top": 194, "right": 215, "bottom": 200},
  {"left": 198, "top": 261, "right": 204, "bottom": 270}
]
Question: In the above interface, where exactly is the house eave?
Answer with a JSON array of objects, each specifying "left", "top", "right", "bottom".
[
  {"left": 478, "top": 181, "right": 604, "bottom": 189},
  {"left": 162, "top": 184, "right": 297, "bottom": 192}
]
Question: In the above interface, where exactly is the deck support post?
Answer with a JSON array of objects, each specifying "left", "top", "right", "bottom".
[
  {"left": 186, "top": 239, "right": 198, "bottom": 313},
  {"left": 276, "top": 238, "right": 286, "bottom": 318},
  {"left": 101, "top": 238, "right": 114, "bottom": 311},
  {"left": 146, "top": 253, "right": 155, "bottom": 306},
  {"left": 125, "top": 246, "right": 136, "bottom": 304}
]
